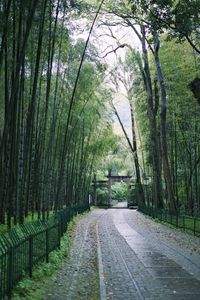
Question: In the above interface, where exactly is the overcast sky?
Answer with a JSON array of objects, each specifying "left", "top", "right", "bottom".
[
  {"left": 91, "top": 15, "right": 140, "bottom": 138},
  {"left": 72, "top": 12, "right": 140, "bottom": 139}
]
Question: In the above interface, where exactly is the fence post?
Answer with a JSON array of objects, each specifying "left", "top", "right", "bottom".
[
  {"left": 58, "top": 221, "right": 61, "bottom": 250},
  {"left": 194, "top": 218, "right": 196, "bottom": 236},
  {"left": 7, "top": 247, "right": 13, "bottom": 299},
  {"left": 29, "top": 236, "right": 33, "bottom": 277},
  {"left": 46, "top": 228, "right": 49, "bottom": 263},
  {"left": 61, "top": 213, "right": 64, "bottom": 236},
  {"left": 57, "top": 215, "right": 61, "bottom": 250},
  {"left": 176, "top": 213, "right": 178, "bottom": 228}
]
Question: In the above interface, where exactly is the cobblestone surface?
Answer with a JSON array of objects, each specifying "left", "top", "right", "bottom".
[
  {"left": 43, "top": 210, "right": 105, "bottom": 300},
  {"left": 43, "top": 207, "right": 200, "bottom": 300},
  {"left": 98, "top": 208, "right": 200, "bottom": 300}
]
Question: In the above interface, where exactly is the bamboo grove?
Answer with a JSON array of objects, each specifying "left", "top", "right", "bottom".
[
  {"left": 1, "top": 0, "right": 200, "bottom": 227},
  {"left": 0, "top": 0, "right": 115, "bottom": 226},
  {"left": 124, "top": 40, "right": 200, "bottom": 216}
]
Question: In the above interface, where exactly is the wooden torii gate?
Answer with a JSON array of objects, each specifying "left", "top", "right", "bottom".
[{"left": 92, "top": 173, "right": 132, "bottom": 207}]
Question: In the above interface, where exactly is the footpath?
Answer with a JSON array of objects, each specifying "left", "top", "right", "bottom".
[{"left": 44, "top": 207, "right": 200, "bottom": 300}]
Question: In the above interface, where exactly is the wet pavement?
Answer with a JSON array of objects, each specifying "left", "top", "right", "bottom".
[
  {"left": 98, "top": 208, "right": 200, "bottom": 300},
  {"left": 111, "top": 201, "right": 128, "bottom": 208},
  {"left": 43, "top": 207, "right": 200, "bottom": 300},
  {"left": 43, "top": 211, "right": 103, "bottom": 300}
]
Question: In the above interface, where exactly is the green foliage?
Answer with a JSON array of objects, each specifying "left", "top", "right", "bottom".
[
  {"left": 111, "top": 182, "right": 128, "bottom": 201},
  {"left": 12, "top": 214, "right": 83, "bottom": 299},
  {"left": 96, "top": 187, "right": 108, "bottom": 204},
  {"left": 128, "top": 0, "right": 200, "bottom": 52},
  {"left": 0, "top": 0, "right": 117, "bottom": 225},
  {"left": 129, "top": 186, "right": 138, "bottom": 204},
  {"left": 96, "top": 135, "right": 135, "bottom": 177},
  {"left": 128, "top": 34, "right": 200, "bottom": 213},
  {"left": 159, "top": 38, "right": 200, "bottom": 213},
  {"left": 1, "top": 0, "right": 200, "bottom": 226}
]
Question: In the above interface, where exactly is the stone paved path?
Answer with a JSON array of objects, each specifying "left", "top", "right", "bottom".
[
  {"left": 43, "top": 210, "right": 104, "bottom": 300},
  {"left": 44, "top": 207, "right": 200, "bottom": 300},
  {"left": 98, "top": 208, "right": 200, "bottom": 300}
]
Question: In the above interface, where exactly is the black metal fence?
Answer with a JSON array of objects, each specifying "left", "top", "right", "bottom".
[
  {"left": 0, "top": 204, "right": 89, "bottom": 299},
  {"left": 138, "top": 204, "right": 200, "bottom": 237}
]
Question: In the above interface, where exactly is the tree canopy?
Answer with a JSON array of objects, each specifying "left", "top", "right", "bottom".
[{"left": 0, "top": 0, "right": 200, "bottom": 227}]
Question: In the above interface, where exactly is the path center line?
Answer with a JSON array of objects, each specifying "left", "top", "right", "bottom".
[{"left": 96, "top": 214, "right": 107, "bottom": 300}]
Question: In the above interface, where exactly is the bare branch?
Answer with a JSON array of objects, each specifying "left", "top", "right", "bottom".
[
  {"left": 110, "top": 100, "right": 135, "bottom": 154},
  {"left": 99, "top": 43, "right": 128, "bottom": 58}
]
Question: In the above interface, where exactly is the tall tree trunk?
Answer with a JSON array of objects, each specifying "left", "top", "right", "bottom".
[
  {"left": 0, "top": 0, "right": 12, "bottom": 72},
  {"left": 140, "top": 26, "right": 163, "bottom": 208},
  {"left": 153, "top": 32, "right": 177, "bottom": 211},
  {"left": 129, "top": 102, "right": 145, "bottom": 204}
]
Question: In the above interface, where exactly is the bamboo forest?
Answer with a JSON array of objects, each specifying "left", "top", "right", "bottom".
[{"left": 0, "top": 0, "right": 200, "bottom": 298}]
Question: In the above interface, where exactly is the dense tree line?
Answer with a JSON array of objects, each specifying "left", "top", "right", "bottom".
[
  {"left": 0, "top": 0, "right": 115, "bottom": 227},
  {"left": 91, "top": 0, "right": 200, "bottom": 215},
  {"left": 0, "top": 0, "right": 200, "bottom": 227},
  {"left": 125, "top": 39, "right": 200, "bottom": 215}
]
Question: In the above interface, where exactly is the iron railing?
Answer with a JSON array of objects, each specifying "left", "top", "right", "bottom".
[
  {"left": 0, "top": 204, "right": 89, "bottom": 299},
  {"left": 138, "top": 204, "right": 200, "bottom": 237}
]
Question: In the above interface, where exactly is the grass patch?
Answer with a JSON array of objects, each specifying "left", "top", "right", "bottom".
[
  {"left": 12, "top": 212, "right": 86, "bottom": 300},
  {"left": 0, "top": 207, "right": 69, "bottom": 234}
]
